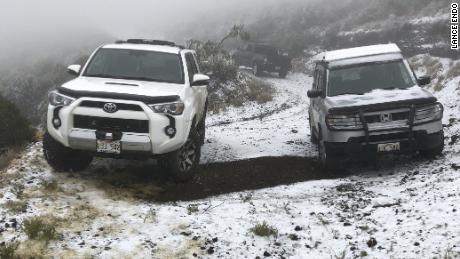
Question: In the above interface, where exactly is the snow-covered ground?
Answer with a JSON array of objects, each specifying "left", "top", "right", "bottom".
[
  {"left": 202, "top": 73, "right": 316, "bottom": 162},
  {"left": 1, "top": 67, "right": 460, "bottom": 258}
]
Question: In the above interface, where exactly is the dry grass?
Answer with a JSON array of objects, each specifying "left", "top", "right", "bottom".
[
  {"left": 4, "top": 200, "right": 28, "bottom": 213},
  {"left": 249, "top": 222, "right": 278, "bottom": 237},
  {"left": 247, "top": 78, "right": 275, "bottom": 104},
  {"left": 23, "top": 216, "right": 58, "bottom": 243},
  {"left": 0, "top": 241, "right": 19, "bottom": 259},
  {"left": 41, "top": 179, "right": 59, "bottom": 193},
  {"left": 0, "top": 146, "right": 22, "bottom": 171},
  {"left": 446, "top": 62, "right": 460, "bottom": 80},
  {"left": 208, "top": 75, "right": 275, "bottom": 114}
]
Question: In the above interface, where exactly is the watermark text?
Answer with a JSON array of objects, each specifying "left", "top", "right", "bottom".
[{"left": 452, "top": 2, "right": 459, "bottom": 49}]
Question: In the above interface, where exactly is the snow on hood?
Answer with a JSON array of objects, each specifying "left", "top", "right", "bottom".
[
  {"left": 60, "top": 77, "right": 185, "bottom": 97},
  {"left": 325, "top": 86, "right": 435, "bottom": 109}
]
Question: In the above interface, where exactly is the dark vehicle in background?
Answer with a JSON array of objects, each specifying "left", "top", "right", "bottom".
[{"left": 232, "top": 42, "right": 292, "bottom": 78}]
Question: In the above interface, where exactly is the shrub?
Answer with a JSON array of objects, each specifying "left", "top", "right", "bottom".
[
  {"left": 249, "top": 222, "right": 278, "bottom": 237},
  {"left": 4, "top": 200, "right": 28, "bottom": 213},
  {"left": 0, "top": 241, "right": 19, "bottom": 259},
  {"left": 247, "top": 78, "right": 275, "bottom": 104},
  {"left": 23, "top": 217, "right": 58, "bottom": 243},
  {"left": 0, "top": 94, "right": 33, "bottom": 150}
]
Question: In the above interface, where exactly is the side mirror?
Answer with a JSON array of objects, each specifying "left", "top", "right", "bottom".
[
  {"left": 67, "top": 64, "right": 81, "bottom": 76},
  {"left": 417, "top": 76, "right": 431, "bottom": 86},
  {"left": 307, "top": 90, "right": 323, "bottom": 98},
  {"left": 192, "top": 74, "right": 210, "bottom": 86}
]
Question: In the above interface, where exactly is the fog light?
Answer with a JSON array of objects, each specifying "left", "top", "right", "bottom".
[
  {"left": 165, "top": 126, "right": 176, "bottom": 137},
  {"left": 52, "top": 118, "right": 61, "bottom": 128}
]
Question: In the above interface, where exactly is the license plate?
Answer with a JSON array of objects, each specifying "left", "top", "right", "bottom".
[
  {"left": 97, "top": 140, "right": 121, "bottom": 154},
  {"left": 377, "top": 142, "right": 400, "bottom": 152}
]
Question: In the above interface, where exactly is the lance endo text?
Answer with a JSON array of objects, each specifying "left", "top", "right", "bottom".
[{"left": 452, "top": 2, "right": 459, "bottom": 49}]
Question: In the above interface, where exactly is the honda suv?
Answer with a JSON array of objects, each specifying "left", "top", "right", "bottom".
[
  {"left": 308, "top": 44, "right": 444, "bottom": 167},
  {"left": 44, "top": 39, "right": 209, "bottom": 181}
]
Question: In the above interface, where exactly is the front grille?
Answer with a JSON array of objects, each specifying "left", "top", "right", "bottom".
[
  {"left": 364, "top": 111, "right": 410, "bottom": 123},
  {"left": 79, "top": 101, "right": 143, "bottom": 111},
  {"left": 74, "top": 115, "right": 149, "bottom": 133}
]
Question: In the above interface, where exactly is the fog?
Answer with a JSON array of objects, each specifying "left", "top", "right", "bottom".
[{"left": 0, "top": 0, "right": 305, "bottom": 64}]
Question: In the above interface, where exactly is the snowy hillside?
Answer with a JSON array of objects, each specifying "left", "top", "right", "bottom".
[{"left": 1, "top": 60, "right": 460, "bottom": 258}]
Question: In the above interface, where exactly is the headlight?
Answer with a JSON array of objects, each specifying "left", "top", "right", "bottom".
[
  {"left": 414, "top": 103, "right": 443, "bottom": 124},
  {"left": 326, "top": 114, "right": 363, "bottom": 130},
  {"left": 149, "top": 102, "right": 185, "bottom": 115},
  {"left": 48, "top": 91, "right": 75, "bottom": 106}
]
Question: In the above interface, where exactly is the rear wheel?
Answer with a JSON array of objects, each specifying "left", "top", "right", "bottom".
[
  {"left": 278, "top": 69, "right": 288, "bottom": 78},
  {"left": 160, "top": 127, "right": 201, "bottom": 182},
  {"left": 253, "top": 63, "right": 262, "bottom": 76},
  {"left": 43, "top": 132, "right": 93, "bottom": 172}
]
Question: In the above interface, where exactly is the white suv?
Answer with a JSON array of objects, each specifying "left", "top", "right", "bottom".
[{"left": 43, "top": 39, "right": 209, "bottom": 181}]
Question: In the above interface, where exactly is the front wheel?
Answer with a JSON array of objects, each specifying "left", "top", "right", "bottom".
[
  {"left": 160, "top": 128, "right": 201, "bottom": 182},
  {"left": 419, "top": 144, "right": 444, "bottom": 159},
  {"left": 43, "top": 132, "right": 93, "bottom": 172},
  {"left": 318, "top": 140, "right": 342, "bottom": 172}
]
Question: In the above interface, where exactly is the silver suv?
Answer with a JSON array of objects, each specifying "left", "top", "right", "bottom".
[{"left": 308, "top": 44, "right": 444, "bottom": 167}]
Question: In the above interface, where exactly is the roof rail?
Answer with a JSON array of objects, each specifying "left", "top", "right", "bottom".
[{"left": 115, "top": 39, "right": 184, "bottom": 49}]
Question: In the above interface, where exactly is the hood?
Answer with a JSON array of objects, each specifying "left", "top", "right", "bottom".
[
  {"left": 326, "top": 86, "right": 437, "bottom": 113},
  {"left": 60, "top": 77, "right": 185, "bottom": 99}
]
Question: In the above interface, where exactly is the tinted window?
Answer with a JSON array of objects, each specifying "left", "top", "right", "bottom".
[
  {"left": 185, "top": 53, "right": 198, "bottom": 83},
  {"left": 84, "top": 48, "right": 184, "bottom": 84},
  {"left": 327, "top": 60, "right": 416, "bottom": 97},
  {"left": 254, "top": 45, "right": 278, "bottom": 56}
]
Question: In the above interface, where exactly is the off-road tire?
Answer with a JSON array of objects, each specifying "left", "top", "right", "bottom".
[
  {"left": 160, "top": 127, "right": 201, "bottom": 182},
  {"left": 253, "top": 62, "right": 262, "bottom": 77},
  {"left": 197, "top": 105, "right": 207, "bottom": 145},
  {"left": 279, "top": 69, "right": 288, "bottom": 78},
  {"left": 43, "top": 132, "right": 93, "bottom": 172},
  {"left": 309, "top": 117, "right": 318, "bottom": 144},
  {"left": 317, "top": 128, "right": 342, "bottom": 172},
  {"left": 419, "top": 143, "right": 444, "bottom": 159}
]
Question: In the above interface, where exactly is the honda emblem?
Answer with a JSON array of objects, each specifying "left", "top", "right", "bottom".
[{"left": 380, "top": 113, "right": 392, "bottom": 122}]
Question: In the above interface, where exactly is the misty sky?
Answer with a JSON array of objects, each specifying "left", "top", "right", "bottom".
[
  {"left": 0, "top": 0, "right": 307, "bottom": 65},
  {"left": 0, "top": 0, "right": 297, "bottom": 43}
]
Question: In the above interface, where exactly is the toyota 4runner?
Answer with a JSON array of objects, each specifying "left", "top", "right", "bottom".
[
  {"left": 308, "top": 44, "right": 444, "bottom": 167},
  {"left": 44, "top": 39, "right": 209, "bottom": 181}
]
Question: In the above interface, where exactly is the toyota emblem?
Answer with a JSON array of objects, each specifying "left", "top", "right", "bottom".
[{"left": 103, "top": 103, "right": 118, "bottom": 113}]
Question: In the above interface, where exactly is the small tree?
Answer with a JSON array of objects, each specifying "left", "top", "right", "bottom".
[{"left": 187, "top": 24, "right": 250, "bottom": 82}]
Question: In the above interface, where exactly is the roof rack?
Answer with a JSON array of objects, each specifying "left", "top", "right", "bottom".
[{"left": 115, "top": 39, "right": 184, "bottom": 49}]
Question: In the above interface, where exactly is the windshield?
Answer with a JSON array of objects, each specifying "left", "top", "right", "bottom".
[
  {"left": 254, "top": 45, "right": 278, "bottom": 56},
  {"left": 83, "top": 48, "right": 184, "bottom": 84},
  {"left": 327, "top": 60, "right": 416, "bottom": 97}
]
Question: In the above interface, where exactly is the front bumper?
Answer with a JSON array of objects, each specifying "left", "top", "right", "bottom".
[
  {"left": 325, "top": 130, "right": 444, "bottom": 157},
  {"left": 47, "top": 97, "right": 191, "bottom": 156}
]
